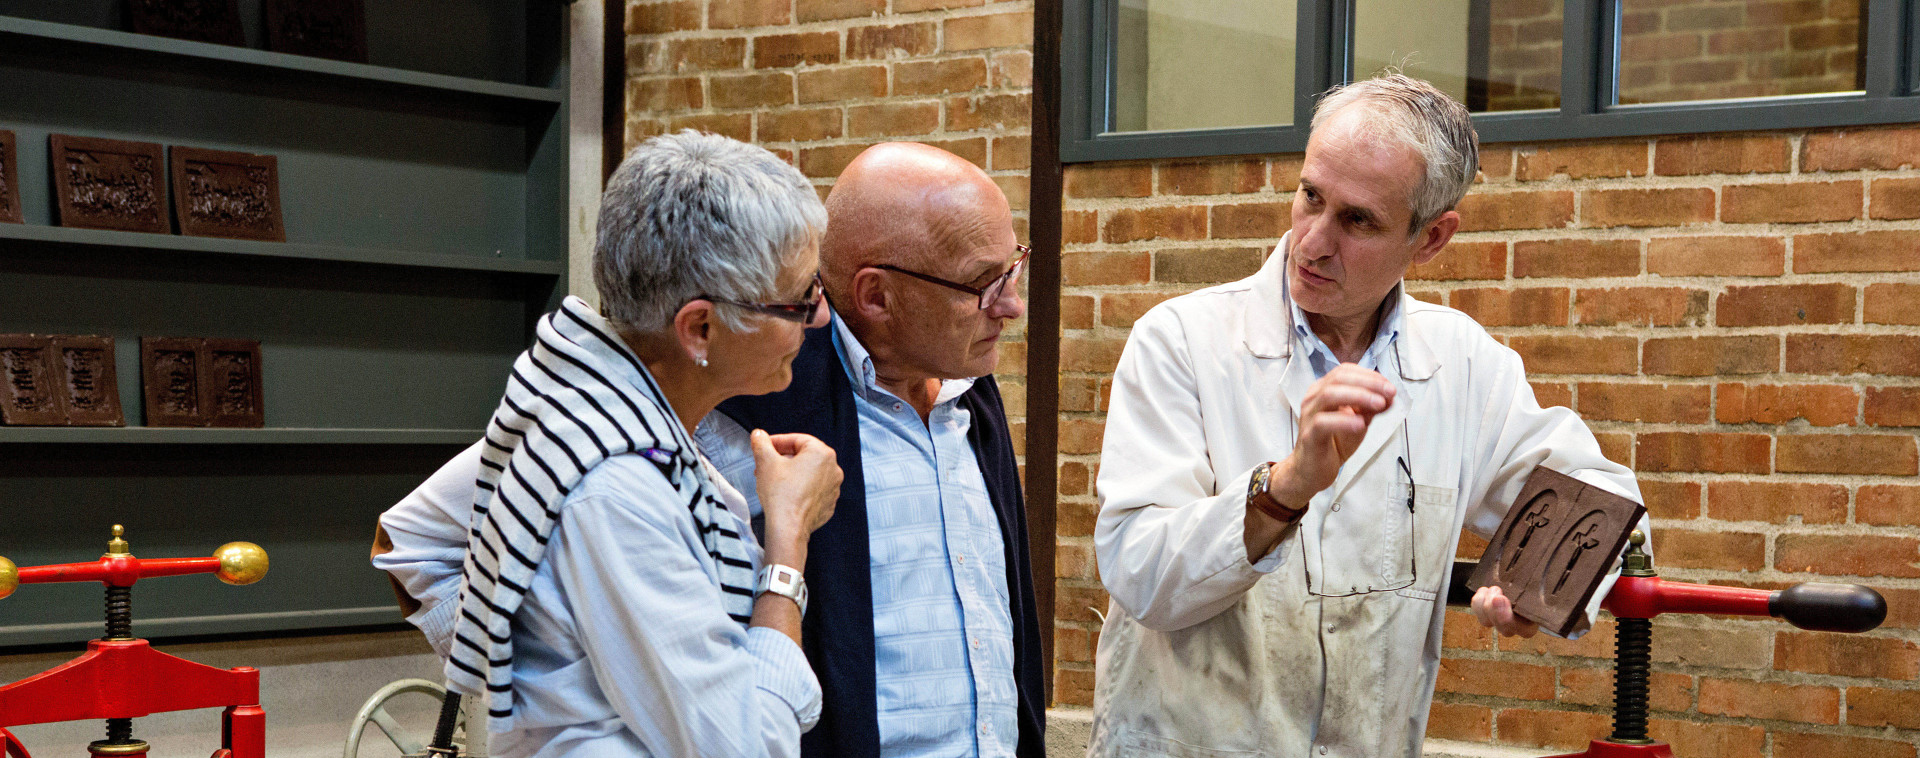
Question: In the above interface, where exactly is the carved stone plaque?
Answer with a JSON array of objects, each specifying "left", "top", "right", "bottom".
[
  {"left": 1467, "top": 466, "right": 1646, "bottom": 637},
  {"left": 170, "top": 147, "right": 285, "bottom": 242},
  {"left": 54, "top": 335, "right": 125, "bottom": 427},
  {"left": 203, "top": 338, "right": 263, "bottom": 427},
  {"left": 124, "top": 0, "right": 245, "bottom": 47},
  {"left": 142, "top": 337, "right": 206, "bottom": 426},
  {"left": 0, "top": 130, "right": 21, "bottom": 225},
  {"left": 51, "top": 135, "right": 168, "bottom": 234},
  {"left": 265, "top": 0, "right": 367, "bottom": 63},
  {"left": 1, "top": 335, "right": 66, "bottom": 425}
]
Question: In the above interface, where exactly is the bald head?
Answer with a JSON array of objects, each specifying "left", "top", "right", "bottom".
[{"left": 820, "top": 142, "right": 1011, "bottom": 298}]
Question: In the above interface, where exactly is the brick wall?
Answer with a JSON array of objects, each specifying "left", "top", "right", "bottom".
[
  {"left": 1484, "top": 0, "right": 1861, "bottom": 111},
  {"left": 1056, "top": 130, "right": 1920, "bottom": 754},
  {"left": 623, "top": 0, "right": 1036, "bottom": 438}
]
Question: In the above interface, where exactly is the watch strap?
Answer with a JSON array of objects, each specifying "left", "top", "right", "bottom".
[
  {"left": 1248, "top": 462, "right": 1307, "bottom": 523},
  {"left": 754, "top": 563, "right": 808, "bottom": 616}
]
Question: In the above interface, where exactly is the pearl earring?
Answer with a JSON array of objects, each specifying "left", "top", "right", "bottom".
[{"left": 696, "top": 356, "right": 708, "bottom": 367}]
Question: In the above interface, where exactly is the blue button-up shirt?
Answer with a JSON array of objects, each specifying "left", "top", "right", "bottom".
[
  {"left": 1289, "top": 284, "right": 1406, "bottom": 378},
  {"left": 700, "top": 312, "right": 1019, "bottom": 758}
]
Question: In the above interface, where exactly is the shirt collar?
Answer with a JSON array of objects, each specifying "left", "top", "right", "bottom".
[{"left": 1287, "top": 281, "right": 1405, "bottom": 373}]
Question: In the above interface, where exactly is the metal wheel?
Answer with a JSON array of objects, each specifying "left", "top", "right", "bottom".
[{"left": 344, "top": 678, "right": 460, "bottom": 758}]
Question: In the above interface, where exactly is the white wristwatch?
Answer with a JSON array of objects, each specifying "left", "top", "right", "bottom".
[{"left": 754, "top": 563, "right": 808, "bottom": 616}]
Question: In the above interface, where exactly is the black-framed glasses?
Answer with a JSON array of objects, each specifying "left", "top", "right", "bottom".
[
  {"left": 870, "top": 244, "right": 1030, "bottom": 310},
  {"left": 698, "top": 272, "right": 825, "bottom": 325}
]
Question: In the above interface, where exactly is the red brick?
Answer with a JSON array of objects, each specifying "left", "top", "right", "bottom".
[
  {"left": 1435, "top": 658, "right": 1554, "bottom": 699},
  {"left": 1643, "top": 335, "right": 1777, "bottom": 376},
  {"left": 1103, "top": 206, "right": 1207, "bottom": 243},
  {"left": 1155, "top": 246, "right": 1266, "bottom": 284},
  {"left": 1645, "top": 235, "right": 1784, "bottom": 277},
  {"left": 1561, "top": 667, "right": 1692, "bottom": 712},
  {"left": 1715, "top": 383, "right": 1857, "bottom": 426},
  {"left": 796, "top": 143, "right": 868, "bottom": 179},
  {"left": 895, "top": 0, "right": 983, "bottom": 10},
  {"left": 797, "top": 0, "right": 884, "bottom": 22},
  {"left": 708, "top": 0, "right": 789, "bottom": 29},
  {"left": 1771, "top": 732, "right": 1916, "bottom": 758},
  {"left": 1866, "top": 387, "right": 1920, "bottom": 427},
  {"left": 1654, "top": 134, "right": 1792, "bottom": 175},
  {"left": 1716, "top": 283, "right": 1855, "bottom": 326},
  {"left": 1501, "top": 617, "right": 1614, "bottom": 658},
  {"left": 1848, "top": 686, "right": 1920, "bottom": 729},
  {"left": 1722, "top": 180, "right": 1862, "bottom": 223},
  {"left": 1058, "top": 376, "right": 1097, "bottom": 413},
  {"left": 1057, "top": 501, "right": 1098, "bottom": 537},
  {"left": 1508, "top": 336, "right": 1639, "bottom": 375},
  {"left": 1477, "top": 146, "right": 1513, "bottom": 180},
  {"left": 752, "top": 32, "right": 839, "bottom": 69},
  {"left": 1061, "top": 210, "right": 1097, "bottom": 244},
  {"left": 1574, "top": 286, "right": 1707, "bottom": 326},
  {"left": 845, "top": 22, "right": 937, "bottom": 60},
  {"left": 1654, "top": 529, "right": 1767, "bottom": 571},
  {"left": 990, "top": 135, "right": 1029, "bottom": 171},
  {"left": 1803, "top": 127, "right": 1920, "bottom": 171},
  {"left": 1779, "top": 434, "right": 1918, "bottom": 475},
  {"left": 1053, "top": 665, "right": 1093, "bottom": 707},
  {"left": 1787, "top": 334, "right": 1920, "bottom": 376},
  {"left": 1494, "top": 708, "right": 1612, "bottom": 751},
  {"left": 1708, "top": 27, "right": 1786, "bottom": 55},
  {"left": 756, "top": 107, "right": 842, "bottom": 143},
  {"left": 1099, "top": 292, "right": 1180, "bottom": 328},
  {"left": 1051, "top": 618, "right": 1093, "bottom": 659},
  {"left": 846, "top": 101, "right": 938, "bottom": 138},
  {"left": 1513, "top": 239, "right": 1640, "bottom": 278},
  {"left": 1646, "top": 719, "right": 1764, "bottom": 758},
  {"left": 1455, "top": 191, "right": 1575, "bottom": 231},
  {"left": 1655, "top": 623, "right": 1773, "bottom": 669},
  {"left": 1270, "top": 156, "right": 1303, "bottom": 191},
  {"left": 1776, "top": 534, "right": 1920, "bottom": 578},
  {"left": 1062, "top": 251, "right": 1150, "bottom": 287},
  {"left": 1424, "top": 701, "right": 1491, "bottom": 742},
  {"left": 1865, "top": 283, "right": 1920, "bottom": 325},
  {"left": 1053, "top": 582, "right": 1109, "bottom": 624},
  {"left": 797, "top": 65, "right": 887, "bottom": 103},
  {"left": 629, "top": 77, "right": 703, "bottom": 112},
  {"left": 1057, "top": 417, "right": 1105, "bottom": 455},
  {"left": 1597, "top": 431, "right": 1633, "bottom": 468},
  {"left": 1063, "top": 163, "right": 1151, "bottom": 198},
  {"left": 1708, "top": 481, "right": 1847, "bottom": 524},
  {"left": 1698, "top": 679, "right": 1839, "bottom": 723},
  {"left": 893, "top": 57, "right": 987, "bottom": 96},
  {"left": 1794, "top": 230, "right": 1920, "bottom": 273},
  {"left": 1057, "top": 460, "right": 1089, "bottom": 497},
  {"left": 1407, "top": 241, "right": 1506, "bottom": 280},
  {"left": 629, "top": 1, "right": 700, "bottom": 34},
  {"left": 668, "top": 112, "right": 751, "bottom": 141},
  {"left": 1532, "top": 381, "right": 1572, "bottom": 409},
  {"left": 1577, "top": 382, "right": 1711, "bottom": 423},
  {"left": 943, "top": 11, "right": 1031, "bottom": 51},
  {"left": 1442, "top": 609, "right": 1492, "bottom": 652},
  {"left": 1778, "top": 631, "right": 1920, "bottom": 679},
  {"left": 1636, "top": 432, "right": 1771, "bottom": 473},
  {"left": 994, "top": 174, "right": 1028, "bottom": 211},
  {"left": 1870, "top": 177, "right": 1920, "bottom": 219},
  {"left": 989, "top": 50, "right": 1031, "bottom": 88},
  {"left": 1641, "top": 479, "right": 1702, "bottom": 520},
  {"left": 944, "top": 92, "right": 1029, "bottom": 131},
  {"left": 1582, "top": 188, "right": 1716, "bottom": 228},
  {"left": 710, "top": 71, "right": 792, "bottom": 109},
  {"left": 1209, "top": 203, "right": 1287, "bottom": 239},
  {"left": 1158, "top": 159, "right": 1266, "bottom": 195},
  {"left": 1453, "top": 287, "right": 1569, "bottom": 327},
  {"left": 1514, "top": 141, "right": 1648, "bottom": 180},
  {"left": 656, "top": 37, "right": 748, "bottom": 73}
]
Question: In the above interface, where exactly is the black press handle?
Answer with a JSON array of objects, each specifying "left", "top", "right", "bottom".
[{"left": 1771, "top": 583, "right": 1887, "bottom": 633}]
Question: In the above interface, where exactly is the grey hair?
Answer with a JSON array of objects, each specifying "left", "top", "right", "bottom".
[
  {"left": 1313, "top": 73, "right": 1479, "bottom": 234},
  {"left": 593, "top": 130, "right": 827, "bottom": 333}
]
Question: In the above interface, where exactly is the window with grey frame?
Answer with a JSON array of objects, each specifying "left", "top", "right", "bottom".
[{"left": 1062, "top": 0, "right": 1917, "bottom": 163}]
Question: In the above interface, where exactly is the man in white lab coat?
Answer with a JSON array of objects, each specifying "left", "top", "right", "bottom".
[{"left": 1088, "top": 74, "right": 1645, "bottom": 758}]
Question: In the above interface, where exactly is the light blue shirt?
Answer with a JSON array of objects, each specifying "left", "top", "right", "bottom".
[
  {"left": 701, "top": 312, "right": 1020, "bottom": 758},
  {"left": 1289, "top": 284, "right": 1406, "bottom": 378}
]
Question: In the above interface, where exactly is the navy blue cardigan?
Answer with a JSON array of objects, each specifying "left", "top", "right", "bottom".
[{"left": 716, "top": 326, "right": 1046, "bottom": 758}]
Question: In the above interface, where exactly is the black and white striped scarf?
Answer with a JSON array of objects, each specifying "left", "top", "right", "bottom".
[{"left": 444, "top": 295, "right": 756, "bottom": 727}]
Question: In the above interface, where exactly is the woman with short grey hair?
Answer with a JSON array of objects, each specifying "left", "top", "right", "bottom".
[{"left": 438, "top": 130, "right": 842, "bottom": 758}]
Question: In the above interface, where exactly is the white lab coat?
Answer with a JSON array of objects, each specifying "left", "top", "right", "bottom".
[{"left": 1090, "top": 234, "right": 1643, "bottom": 758}]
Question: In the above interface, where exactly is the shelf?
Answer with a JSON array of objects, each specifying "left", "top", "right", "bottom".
[
  {"left": 0, "top": 223, "right": 566, "bottom": 276},
  {"left": 0, "top": 16, "right": 562, "bottom": 110},
  {"left": 0, "top": 427, "right": 482, "bottom": 444}
]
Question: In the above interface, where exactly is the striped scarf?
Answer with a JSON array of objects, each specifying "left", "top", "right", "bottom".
[{"left": 444, "top": 296, "right": 756, "bottom": 728}]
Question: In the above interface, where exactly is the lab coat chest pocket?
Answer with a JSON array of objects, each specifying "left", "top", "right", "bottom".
[{"left": 1394, "top": 477, "right": 1458, "bottom": 601}]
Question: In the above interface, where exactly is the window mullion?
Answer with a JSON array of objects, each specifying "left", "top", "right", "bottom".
[
  {"left": 1862, "top": 0, "right": 1908, "bottom": 98},
  {"left": 1562, "top": 0, "right": 1607, "bottom": 117}
]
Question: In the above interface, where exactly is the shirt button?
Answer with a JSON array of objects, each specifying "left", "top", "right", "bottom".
[
  {"left": 971, "top": 636, "right": 982, "bottom": 649},
  {"left": 957, "top": 554, "right": 966, "bottom": 564},
  {"left": 892, "top": 403, "right": 902, "bottom": 412},
  {"left": 1331, "top": 500, "right": 1341, "bottom": 512},
  {"left": 1319, "top": 747, "right": 1328, "bottom": 755}
]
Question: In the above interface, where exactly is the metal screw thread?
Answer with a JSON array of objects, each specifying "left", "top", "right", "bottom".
[
  {"left": 105, "top": 585, "right": 132, "bottom": 640},
  {"left": 106, "top": 717, "right": 132, "bottom": 742},
  {"left": 1610, "top": 616, "right": 1653, "bottom": 742}
]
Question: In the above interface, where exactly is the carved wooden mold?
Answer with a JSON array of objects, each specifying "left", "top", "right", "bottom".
[
  {"left": 0, "top": 335, "right": 64, "bottom": 426},
  {"left": 141, "top": 337, "right": 263, "bottom": 427},
  {"left": 51, "top": 135, "right": 168, "bottom": 234},
  {"left": 55, "top": 335, "right": 125, "bottom": 427},
  {"left": 124, "top": 0, "right": 245, "bottom": 47},
  {"left": 1467, "top": 466, "right": 1646, "bottom": 637},
  {"left": 265, "top": 0, "right": 367, "bottom": 63},
  {"left": 203, "top": 338, "right": 263, "bottom": 427},
  {"left": 0, "top": 130, "right": 21, "bottom": 225},
  {"left": 170, "top": 146, "right": 285, "bottom": 242}
]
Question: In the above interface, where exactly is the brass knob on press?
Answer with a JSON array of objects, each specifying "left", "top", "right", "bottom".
[
  {"left": 214, "top": 542, "right": 269, "bottom": 585},
  {"left": 0, "top": 555, "right": 17, "bottom": 600}
]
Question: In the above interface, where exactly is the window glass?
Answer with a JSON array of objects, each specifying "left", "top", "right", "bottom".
[
  {"left": 1112, "top": 0, "right": 1297, "bottom": 132},
  {"left": 1356, "top": 0, "right": 1563, "bottom": 113},
  {"left": 1616, "top": 0, "right": 1865, "bottom": 105}
]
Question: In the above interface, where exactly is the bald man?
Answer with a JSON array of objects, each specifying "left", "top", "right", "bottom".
[{"left": 372, "top": 141, "right": 1046, "bottom": 758}]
